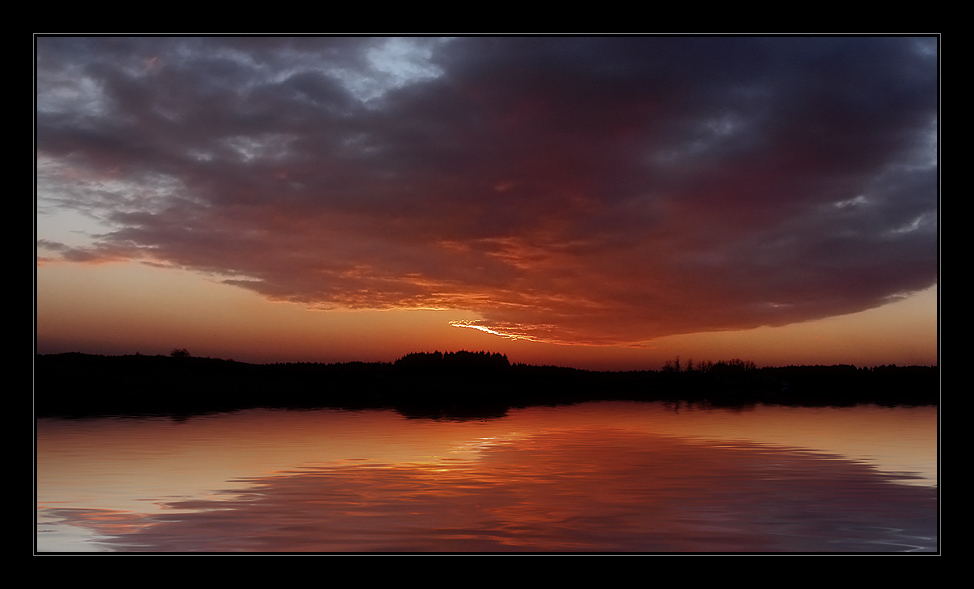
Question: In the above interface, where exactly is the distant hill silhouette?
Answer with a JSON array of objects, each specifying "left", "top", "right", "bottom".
[{"left": 34, "top": 352, "right": 938, "bottom": 419}]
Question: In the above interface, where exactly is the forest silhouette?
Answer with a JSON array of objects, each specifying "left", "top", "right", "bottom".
[{"left": 35, "top": 350, "right": 938, "bottom": 419}]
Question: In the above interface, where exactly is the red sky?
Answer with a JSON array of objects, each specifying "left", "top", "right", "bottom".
[{"left": 35, "top": 37, "right": 939, "bottom": 370}]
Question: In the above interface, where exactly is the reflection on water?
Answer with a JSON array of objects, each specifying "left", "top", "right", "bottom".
[{"left": 36, "top": 402, "right": 938, "bottom": 553}]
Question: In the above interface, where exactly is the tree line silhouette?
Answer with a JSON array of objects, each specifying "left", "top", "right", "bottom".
[
  {"left": 34, "top": 351, "right": 938, "bottom": 419},
  {"left": 394, "top": 350, "right": 511, "bottom": 371}
]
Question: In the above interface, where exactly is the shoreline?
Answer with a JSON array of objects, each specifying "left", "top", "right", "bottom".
[{"left": 34, "top": 352, "right": 939, "bottom": 419}]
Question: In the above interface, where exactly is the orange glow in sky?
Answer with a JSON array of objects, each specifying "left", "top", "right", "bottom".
[
  {"left": 35, "top": 37, "right": 938, "bottom": 370},
  {"left": 36, "top": 260, "right": 936, "bottom": 370}
]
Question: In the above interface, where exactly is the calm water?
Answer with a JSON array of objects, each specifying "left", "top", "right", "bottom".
[{"left": 35, "top": 401, "right": 938, "bottom": 553}]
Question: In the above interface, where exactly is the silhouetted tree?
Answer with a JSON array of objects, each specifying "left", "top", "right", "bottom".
[
  {"left": 662, "top": 357, "right": 681, "bottom": 373},
  {"left": 170, "top": 348, "right": 191, "bottom": 358}
]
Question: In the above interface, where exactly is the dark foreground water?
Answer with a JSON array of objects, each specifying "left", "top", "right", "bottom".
[{"left": 36, "top": 401, "right": 938, "bottom": 553}]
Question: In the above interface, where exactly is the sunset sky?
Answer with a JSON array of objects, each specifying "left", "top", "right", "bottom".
[{"left": 35, "top": 36, "right": 939, "bottom": 370}]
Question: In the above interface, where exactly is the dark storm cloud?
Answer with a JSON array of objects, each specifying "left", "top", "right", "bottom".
[{"left": 36, "top": 36, "right": 938, "bottom": 345}]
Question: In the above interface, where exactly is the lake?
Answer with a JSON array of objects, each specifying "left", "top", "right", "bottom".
[{"left": 35, "top": 401, "right": 938, "bottom": 553}]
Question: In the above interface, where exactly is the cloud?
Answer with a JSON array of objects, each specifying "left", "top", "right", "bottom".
[{"left": 36, "top": 36, "right": 938, "bottom": 345}]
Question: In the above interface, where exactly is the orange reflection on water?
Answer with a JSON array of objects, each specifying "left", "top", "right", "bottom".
[
  {"left": 37, "top": 402, "right": 938, "bottom": 552},
  {"left": 43, "top": 426, "right": 936, "bottom": 552}
]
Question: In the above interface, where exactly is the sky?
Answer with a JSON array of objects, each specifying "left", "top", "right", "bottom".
[{"left": 35, "top": 36, "right": 939, "bottom": 370}]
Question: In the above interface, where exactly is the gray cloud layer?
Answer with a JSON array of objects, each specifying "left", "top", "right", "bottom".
[{"left": 36, "top": 36, "right": 938, "bottom": 345}]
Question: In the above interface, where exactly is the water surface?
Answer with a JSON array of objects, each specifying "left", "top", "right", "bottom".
[{"left": 36, "top": 401, "right": 937, "bottom": 553}]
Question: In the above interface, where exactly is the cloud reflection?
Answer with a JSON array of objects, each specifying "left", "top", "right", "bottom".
[{"left": 44, "top": 429, "right": 937, "bottom": 552}]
